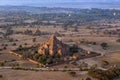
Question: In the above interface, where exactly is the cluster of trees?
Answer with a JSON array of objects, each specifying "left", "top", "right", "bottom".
[
  {"left": 15, "top": 46, "right": 63, "bottom": 65},
  {"left": 0, "top": 62, "right": 4, "bottom": 67},
  {"left": 103, "top": 29, "right": 120, "bottom": 37},
  {"left": 1, "top": 43, "right": 8, "bottom": 50},
  {"left": 69, "top": 45, "right": 79, "bottom": 56},
  {"left": 88, "top": 67, "right": 120, "bottom": 80},
  {"left": 0, "top": 74, "right": 3, "bottom": 78},
  {"left": 80, "top": 40, "right": 97, "bottom": 45},
  {"left": 24, "top": 52, "right": 63, "bottom": 65},
  {"left": 68, "top": 71, "right": 92, "bottom": 80},
  {"left": 116, "top": 39, "right": 120, "bottom": 43},
  {"left": 80, "top": 41, "right": 108, "bottom": 50},
  {"left": 1, "top": 7, "right": 120, "bottom": 29},
  {"left": 68, "top": 71, "right": 76, "bottom": 77},
  {"left": 100, "top": 42, "right": 108, "bottom": 50},
  {"left": 101, "top": 60, "right": 109, "bottom": 68}
]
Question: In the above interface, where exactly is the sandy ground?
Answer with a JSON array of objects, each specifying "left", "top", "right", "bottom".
[
  {"left": 0, "top": 69, "right": 89, "bottom": 80},
  {"left": 104, "top": 52, "right": 120, "bottom": 64}
]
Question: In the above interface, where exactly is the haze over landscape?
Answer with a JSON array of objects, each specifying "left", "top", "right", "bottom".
[{"left": 0, "top": 0, "right": 120, "bottom": 9}]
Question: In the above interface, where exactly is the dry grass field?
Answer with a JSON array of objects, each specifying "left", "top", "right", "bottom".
[
  {"left": 103, "top": 52, "right": 120, "bottom": 66},
  {"left": 0, "top": 69, "right": 97, "bottom": 80},
  {"left": 0, "top": 25, "right": 120, "bottom": 68},
  {"left": 0, "top": 22, "right": 120, "bottom": 80}
]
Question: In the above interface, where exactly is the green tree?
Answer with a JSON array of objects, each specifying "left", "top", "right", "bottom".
[
  {"left": 116, "top": 39, "right": 120, "bottom": 43},
  {"left": 0, "top": 62, "right": 4, "bottom": 66},
  {"left": 101, "top": 42, "right": 108, "bottom": 50},
  {"left": 0, "top": 74, "right": 3, "bottom": 78},
  {"left": 86, "top": 77, "right": 91, "bottom": 80},
  {"left": 68, "top": 71, "right": 76, "bottom": 77},
  {"left": 32, "top": 38, "right": 36, "bottom": 42}
]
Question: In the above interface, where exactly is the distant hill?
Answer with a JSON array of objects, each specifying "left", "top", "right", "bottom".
[
  {"left": 53, "top": 2, "right": 120, "bottom": 9},
  {"left": 0, "top": 1, "right": 120, "bottom": 9},
  {"left": 0, "top": 5, "right": 120, "bottom": 14},
  {"left": 0, "top": 0, "right": 120, "bottom": 9},
  {"left": 0, "top": 6, "right": 76, "bottom": 14}
]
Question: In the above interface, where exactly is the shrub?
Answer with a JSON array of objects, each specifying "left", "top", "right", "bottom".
[
  {"left": 100, "top": 42, "right": 108, "bottom": 50},
  {"left": 68, "top": 71, "right": 76, "bottom": 77},
  {"left": 3, "top": 47, "right": 7, "bottom": 50},
  {"left": 88, "top": 67, "right": 120, "bottom": 80},
  {"left": 12, "top": 43, "right": 17, "bottom": 46},
  {"left": 0, "top": 75, "right": 3, "bottom": 78},
  {"left": 116, "top": 39, "right": 120, "bottom": 43},
  {"left": 0, "top": 62, "right": 4, "bottom": 66},
  {"left": 86, "top": 77, "right": 91, "bottom": 80},
  {"left": 101, "top": 60, "right": 109, "bottom": 67}
]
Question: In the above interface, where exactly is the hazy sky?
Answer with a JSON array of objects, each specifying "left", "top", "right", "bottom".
[{"left": 0, "top": 0, "right": 119, "bottom": 5}]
